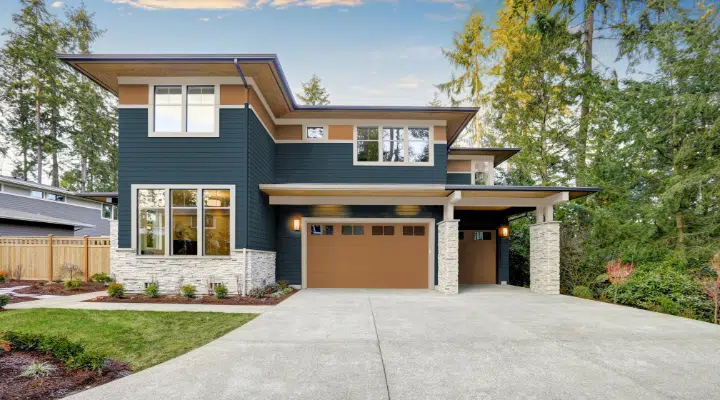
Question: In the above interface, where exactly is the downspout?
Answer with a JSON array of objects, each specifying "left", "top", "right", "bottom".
[{"left": 234, "top": 59, "right": 250, "bottom": 295}]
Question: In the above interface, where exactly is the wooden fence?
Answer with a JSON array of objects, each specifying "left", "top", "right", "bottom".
[{"left": 0, "top": 235, "right": 110, "bottom": 281}]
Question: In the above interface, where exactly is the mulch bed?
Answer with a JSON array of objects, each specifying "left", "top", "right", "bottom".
[
  {"left": 7, "top": 295, "right": 39, "bottom": 305},
  {"left": 0, "top": 280, "right": 40, "bottom": 289},
  {"left": 16, "top": 282, "right": 107, "bottom": 296},
  {"left": 0, "top": 351, "right": 131, "bottom": 400},
  {"left": 86, "top": 289, "right": 297, "bottom": 305}
]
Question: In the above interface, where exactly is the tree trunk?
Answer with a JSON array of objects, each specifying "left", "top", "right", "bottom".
[
  {"left": 577, "top": 0, "right": 595, "bottom": 186},
  {"left": 35, "top": 85, "right": 42, "bottom": 185},
  {"left": 22, "top": 147, "right": 28, "bottom": 180},
  {"left": 51, "top": 111, "right": 59, "bottom": 187},
  {"left": 81, "top": 155, "right": 88, "bottom": 192}
]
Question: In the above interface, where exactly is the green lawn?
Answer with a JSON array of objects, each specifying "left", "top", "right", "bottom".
[{"left": 0, "top": 309, "right": 256, "bottom": 370}]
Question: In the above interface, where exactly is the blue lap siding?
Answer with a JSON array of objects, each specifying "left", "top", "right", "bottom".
[
  {"left": 275, "top": 143, "right": 448, "bottom": 184},
  {"left": 446, "top": 173, "right": 472, "bottom": 185},
  {"left": 246, "top": 112, "right": 276, "bottom": 251},
  {"left": 275, "top": 205, "right": 443, "bottom": 286}
]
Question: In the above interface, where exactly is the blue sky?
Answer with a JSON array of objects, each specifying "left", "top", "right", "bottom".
[{"left": 0, "top": 0, "right": 660, "bottom": 106}]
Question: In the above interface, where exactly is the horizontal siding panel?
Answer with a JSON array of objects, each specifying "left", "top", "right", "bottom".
[{"left": 446, "top": 173, "right": 472, "bottom": 185}]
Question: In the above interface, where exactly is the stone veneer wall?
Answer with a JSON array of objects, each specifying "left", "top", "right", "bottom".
[
  {"left": 529, "top": 222, "right": 560, "bottom": 294},
  {"left": 436, "top": 220, "right": 459, "bottom": 294},
  {"left": 109, "top": 221, "right": 275, "bottom": 295}
]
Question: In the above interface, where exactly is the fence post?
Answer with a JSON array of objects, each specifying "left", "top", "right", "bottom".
[
  {"left": 48, "top": 234, "right": 53, "bottom": 281},
  {"left": 84, "top": 236, "right": 90, "bottom": 282}
]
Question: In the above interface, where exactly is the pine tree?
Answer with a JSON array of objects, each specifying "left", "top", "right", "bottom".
[
  {"left": 427, "top": 92, "right": 443, "bottom": 107},
  {"left": 296, "top": 74, "right": 330, "bottom": 105}
]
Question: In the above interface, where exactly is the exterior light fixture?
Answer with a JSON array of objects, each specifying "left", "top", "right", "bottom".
[
  {"left": 499, "top": 226, "right": 509, "bottom": 238},
  {"left": 292, "top": 218, "right": 301, "bottom": 232}
]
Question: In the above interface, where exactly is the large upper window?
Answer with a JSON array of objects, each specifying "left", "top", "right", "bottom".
[
  {"left": 355, "top": 126, "right": 431, "bottom": 165},
  {"left": 136, "top": 187, "right": 232, "bottom": 256},
  {"left": 152, "top": 85, "right": 217, "bottom": 136}
]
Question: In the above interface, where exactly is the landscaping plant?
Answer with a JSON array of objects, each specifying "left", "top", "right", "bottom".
[
  {"left": 572, "top": 286, "right": 593, "bottom": 299},
  {"left": 276, "top": 280, "right": 289, "bottom": 290},
  {"left": 59, "top": 262, "right": 84, "bottom": 281},
  {"left": 265, "top": 282, "right": 280, "bottom": 294},
  {"left": 282, "top": 287, "right": 293, "bottom": 294},
  {"left": 19, "top": 361, "right": 57, "bottom": 378},
  {"left": 145, "top": 283, "right": 160, "bottom": 298},
  {"left": 107, "top": 283, "right": 125, "bottom": 299},
  {"left": 3, "top": 331, "right": 106, "bottom": 371},
  {"left": 0, "top": 271, "right": 7, "bottom": 283},
  {"left": 181, "top": 284, "right": 196, "bottom": 299},
  {"left": 606, "top": 258, "right": 635, "bottom": 303},
  {"left": 248, "top": 287, "right": 265, "bottom": 299},
  {"left": 0, "top": 294, "right": 10, "bottom": 309},
  {"left": 214, "top": 284, "right": 228, "bottom": 299},
  {"left": 698, "top": 251, "right": 720, "bottom": 324},
  {"left": 64, "top": 279, "right": 82, "bottom": 290},
  {"left": 91, "top": 272, "right": 114, "bottom": 285}
]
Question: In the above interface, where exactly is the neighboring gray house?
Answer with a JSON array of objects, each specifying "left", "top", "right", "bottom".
[{"left": 0, "top": 175, "right": 117, "bottom": 237}]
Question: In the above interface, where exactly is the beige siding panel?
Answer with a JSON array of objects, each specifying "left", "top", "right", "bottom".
[
  {"left": 276, "top": 125, "right": 302, "bottom": 140},
  {"left": 447, "top": 160, "right": 472, "bottom": 172},
  {"left": 328, "top": 125, "right": 353, "bottom": 140},
  {"left": 118, "top": 84, "right": 148, "bottom": 105},
  {"left": 249, "top": 86, "right": 276, "bottom": 135},
  {"left": 220, "top": 85, "right": 248, "bottom": 105},
  {"left": 434, "top": 125, "right": 447, "bottom": 141}
]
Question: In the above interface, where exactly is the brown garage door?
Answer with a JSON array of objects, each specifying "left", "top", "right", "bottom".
[{"left": 307, "top": 223, "right": 429, "bottom": 289}]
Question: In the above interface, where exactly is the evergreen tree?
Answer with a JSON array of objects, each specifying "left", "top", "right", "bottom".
[{"left": 296, "top": 74, "right": 330, "bottom": 105}]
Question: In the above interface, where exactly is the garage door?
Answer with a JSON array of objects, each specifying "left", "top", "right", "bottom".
[{"left": 307, "top": 223, "right": 429, "bottom": 288}]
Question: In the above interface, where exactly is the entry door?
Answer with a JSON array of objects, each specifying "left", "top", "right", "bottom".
[
  {"left": 459, "top": 230, "right": 497, "bottom": 284},
  {"left": 306, "top": 223, "right": 429, "bottom": 288}
]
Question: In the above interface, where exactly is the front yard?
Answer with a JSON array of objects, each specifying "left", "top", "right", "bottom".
[{"left": 0, "top": 309, "right": 256, "bottom": 371}]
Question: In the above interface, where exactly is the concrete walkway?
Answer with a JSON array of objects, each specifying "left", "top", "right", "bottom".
[
  {"left": 6, "top": 291, "right": 273, "bottom": 314},
  {"left": 67, "top": 285, "right": 720, "bottom": 400}
]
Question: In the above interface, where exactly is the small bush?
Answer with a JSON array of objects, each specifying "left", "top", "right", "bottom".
[
  {"left": 19, "top": 361, "right": 57, "bottom": 378},
  {"left": 572, "top": 286, "right": 593, "bottom": 299},
  {"left": 107, "top": 283, "right": 125, "bottom": 299},
  {"left": 64, "top": 279, "right": 82, "bottom": 290},
  {"left": 0, "top": 271, "right": 7, "bottom": 283},
  {"left": 265, "top": 283, "right": 280, "bottom": 294},
  {"left": 270, "top": 291, "right": 283, "bottom": 299},
  {"left": 0, "top": 294, "right": 10, "bottom": 309},
  {"left": 248, "top": 287, "right": 265, "bottom": 299},
  {"left": 276, "top": 280, "right": 289, "bottom": 290},
  {"left": 91, "top": 273, "right": 113, "bottom": 284},
  {"left": 145, "top": 283, "right": 160, "bottom": 298},
  {"left": 3, "top": 331, "right": 105, "bottom": 371},
  {"left": 214, "top": 284, "right": 228, "bottom": 299},
  {"left": 181, "top": 284, "right": 197, "bottom": 299},
  {"left": 282, "top": 287, "right": 293, "bottom": 294}
]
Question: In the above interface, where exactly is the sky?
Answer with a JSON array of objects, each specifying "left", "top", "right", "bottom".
[{"left": 0, "top": 0, "right": 642, "bottom": 107}]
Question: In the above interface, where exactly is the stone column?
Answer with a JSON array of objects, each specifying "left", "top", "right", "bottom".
[
  {"left": 109, "top": 220, "right": 119, "bottom": 276},
  {"left": 530, "top": 222, "right": 560, "bottom": 294},
  {"left": 437, "top": 220, "right": 459, "bottom": 294}
]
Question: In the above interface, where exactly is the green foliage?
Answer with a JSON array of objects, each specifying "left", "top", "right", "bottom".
[
  {"left": 19, "top": 361, "right": 57, "bottom": 378},
  {"left": 265, "top": 283, "right": 280, "bottom": 294},
  {"left": 213, "top": 284, "right": 228, "bottom": 299},
  {"left": 144, "top": 283, "right": 160, "bottom": 298},
  {"left": 107, "top": 283, "right": 124, "bottom": 299},
  {"left": 3, "top": 331, "right": 105, "bottom": 371},
  {"left": 64, "top": 279, "right": 82, "bottom": 290},
  {"left": 276, "top": 280, "right": 289, "bottom": 290},
  {"left": 91, "top": 273, "right": 113, "bottom": 284},
  {"left": 296, "top": 74, "right": 330, "bottom": 105},
  {"left": 282, "top": 287, "right": 293, "bottom": 294},
  {"left": 0, "top": 294, "right": 10, "bottom": 308},
  {"left": 572, "top": 286, "right": 593, "bottom": 299},
  {"left": 0, "top": 271, "right": 6, "bottom": 283},
  {"left": 606, "top": 264, "right": 714, "bottom": 321},
  {"left": 248, "top": 287, "right": 265, "bottom": 299},
  {"left": 180, "top": 285, "right": 196, "bottom": 299},
  {"left": 270, "top": 291, "right": 283, "bottom": 299}
]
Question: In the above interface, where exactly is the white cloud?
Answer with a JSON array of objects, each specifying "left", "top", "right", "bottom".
[
  {"left": 350, "top": 85, "right": 385, "bottom": 96},
  {"left": 199, "top": 17, "right": 210, "bottom": 21},
  {"left": 394, "top": 75, "right": 422, "bottom": 89},
  {"left": 51, "top": 1, "right": 64, "bottom": 7},
  {"left": 110, "top": 0, "right": 361, "bottom": 10}
]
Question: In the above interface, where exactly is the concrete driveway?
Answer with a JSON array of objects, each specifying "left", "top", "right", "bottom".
[{"left": 70, "top": 285, "right": 720, "bottom": 400}]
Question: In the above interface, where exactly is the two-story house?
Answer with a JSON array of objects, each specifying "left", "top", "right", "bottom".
[{"left": 59, "top": 54, "right": 599, "bottom": 295}]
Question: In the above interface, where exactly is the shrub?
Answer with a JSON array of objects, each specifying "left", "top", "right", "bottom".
[
  {"left": 607, "top": 264, "right": 714, "bottom": 321},
  {"left": 145, "top": 283, "right": 160, "bottom": 298},
  {"left": 276, "top": 280, "right": 289, "bottom": 290},
  {"left": 248, "top": 287, "right": 265, "bottom": 299},
  {"left": 0, "top": 271, "right": 7, "bottom": 283},
  {"left": 3, "top": 331, "right": 105, "bottom": 371},
  {"left": 0, "top": 294, "right": 10, "bottom": 309},
  {"left": 265, "top": 283, "right": 280, "bottom": 294},
  {"left": 64, "top": 279, "right": 82, "bottom": 290},
  {"left": 270, "top": 291, "right": 283, "bottom": 299},
  {"left": 181, "top": 284, "right": 196, "bottom": 299},
  {"left": 91, "top": 273, "right": 113, "bottom": 285},
  {"left": 19, "top": 361, "right": 57, "bottom": 378},
  {"left": 214, "top": 284, "right": 228, "bottom": 299},
  {"left": 572, "top": 286, "right": 593, "bottom": 299},
  {"left": 59, "top": 262, "right": 84, "bottom": 281},
  {"left": 282, "top": 287, "right": 293, "bottom": 294},
  {"left": 107, "top": 283, "right": 125, "bottom": 299}
]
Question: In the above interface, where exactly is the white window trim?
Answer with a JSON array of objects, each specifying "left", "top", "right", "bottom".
[
  {"left": 130, "top": 184, "right": 235, "bottom": 257},
  {"left": 101, "top": 204, "right": 117, "bottom": 220},
  {"left": 302, "top": 124, "right": 328, "bottom": 141},
  {"left": 353, "top": 125, "right": 434, "bottom": 166},
  {"left": 148, "top": 84, "right": 221, "bottom": 138}
]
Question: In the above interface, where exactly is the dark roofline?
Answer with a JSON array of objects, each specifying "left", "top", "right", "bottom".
[
  {"left": 446, "top": 185, "right": 601, "bottom": 192},
  {"left": 448, "top": 147, "right": 522, "bottom": 165}
]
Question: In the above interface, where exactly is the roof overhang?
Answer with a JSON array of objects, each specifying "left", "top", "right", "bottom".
[
  {"left": 57, "top": 54, "right": 478, "bottom": 145},
  {"left": 0, "top": 207, "right": 95, "bottom": 229},
  {"left": 76, "top": 192, "right": 118, "bottom": 204},
  {"left": 448, "top": 148, "right": 521, "bottom": 166}
]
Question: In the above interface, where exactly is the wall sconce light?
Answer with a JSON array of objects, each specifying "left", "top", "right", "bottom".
[
  {"left": 499, "top": 226, "right": 509, "bottom": 238},
  {"left": 292, "top": 218, "right": 301, "bottom": 232}
]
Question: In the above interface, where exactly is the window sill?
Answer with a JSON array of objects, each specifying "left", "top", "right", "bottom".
[
  {"left": 135, "top": 255, "right": 232, "bottom": 260},
  {"left": 353, "top": 161, "right": 433, "bottom": 167},
  {"left": 148, "top": 132, "right": 219, "bottom": 138}
]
